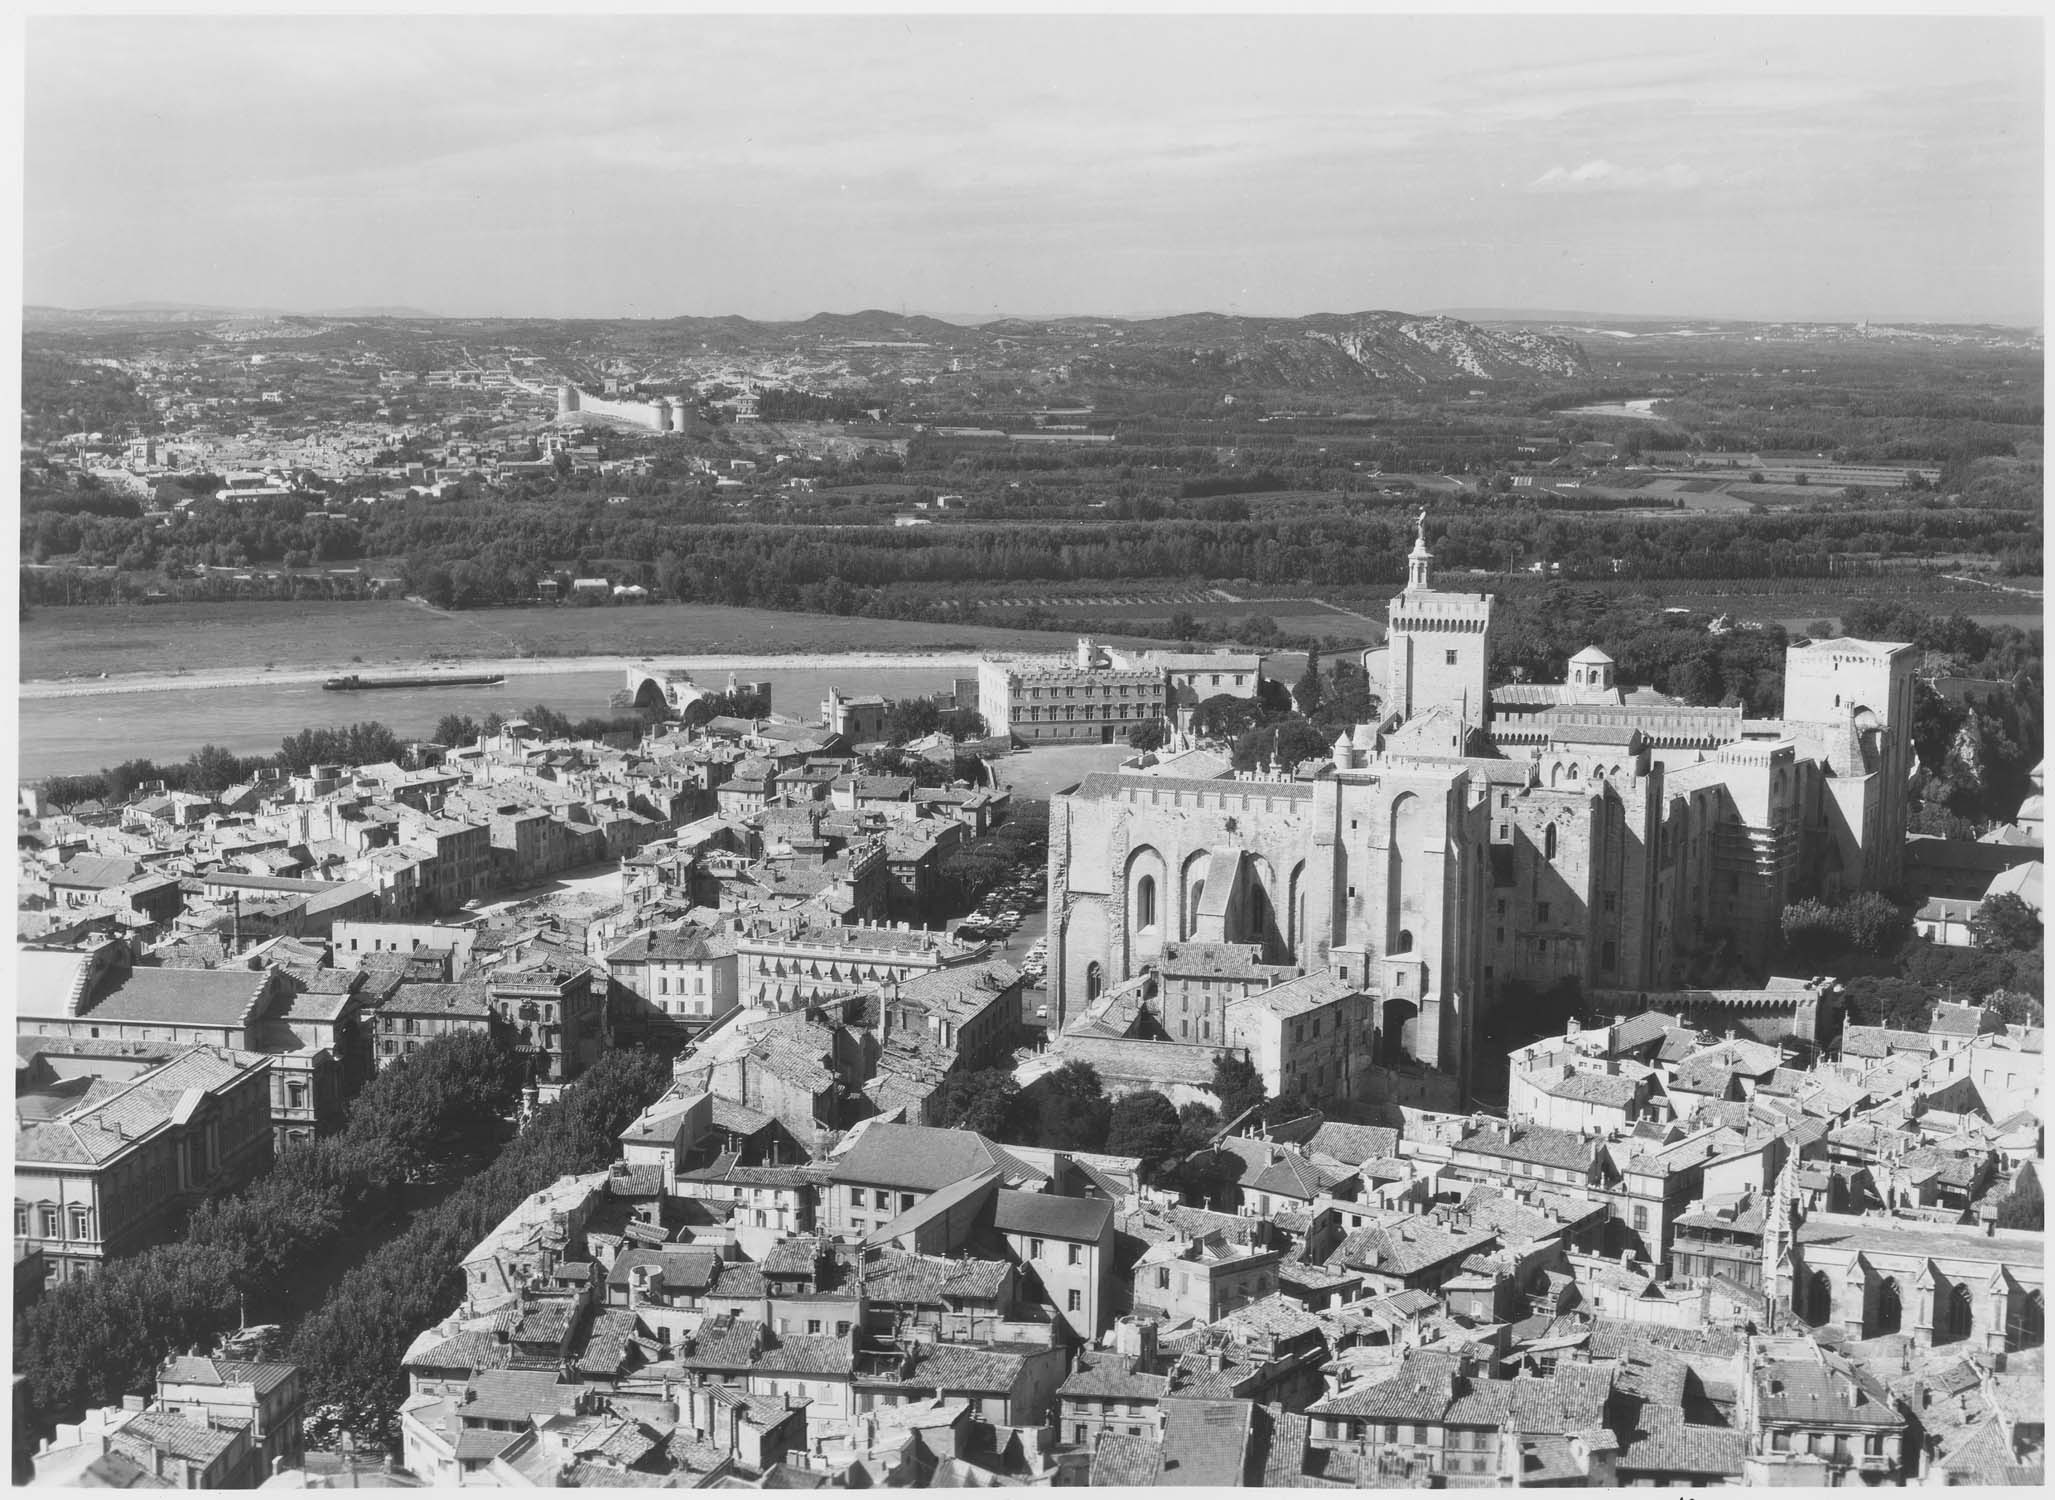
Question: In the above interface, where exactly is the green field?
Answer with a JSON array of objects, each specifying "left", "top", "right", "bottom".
[
  {"left": 17, "top": 600, "right": 1169, "bottom": 682},
  {"left": 984, "top": 595, "right": 1385, "bottom": 643},
  {"left": 1533, "top": 579, "right": 2043, "bottom": 629}
]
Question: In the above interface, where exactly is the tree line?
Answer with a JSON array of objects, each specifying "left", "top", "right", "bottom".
[
  {"left": 15, "top": 1032, "right": 530, "bottom": 1421},
  {"left": 20, "top": 476, "right": 2042, "bottom": 614},
  {"left": 932, "top": 1051, "right": 1275, "bottom": 1208},
  {"left": 35, "top": 697, "right": 666, "bottom": 811},
  {"left": 38, "top": 720, "right": 413, "bottom": 811},
  {"left": 290, "top": 1048, "right": 670, "bottom": 1447}
]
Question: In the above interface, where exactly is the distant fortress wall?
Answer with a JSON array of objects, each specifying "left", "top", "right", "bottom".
[{"left": 556, "top": 386, "right": 687, "bottom": 434}]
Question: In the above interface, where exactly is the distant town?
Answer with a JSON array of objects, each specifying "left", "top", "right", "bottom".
[{"left": 22, "top": 306, "right": 2036, "bottom": 623}]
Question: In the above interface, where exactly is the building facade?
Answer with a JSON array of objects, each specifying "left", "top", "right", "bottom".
[
  {"left": 15, "top": 1046, "right": 275, "bottom": 1285},
  {"left": 978, "top": 639, "right": 1169, "bottom": 746},
  {"left": 1048, "top": 518, "right": 1915, "bottom": 1101}
]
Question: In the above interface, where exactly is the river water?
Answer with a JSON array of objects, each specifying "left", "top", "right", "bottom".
[
  {"left": 1559, "top": 397, "right": 1667, "bottom": 421},
  {"left": 18, "top": 664, "right": 967, "bottom": 780}
]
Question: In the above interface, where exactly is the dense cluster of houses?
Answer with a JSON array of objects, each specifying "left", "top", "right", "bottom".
[
  {"left": 13, "top": 693, "right": 2047, "bottom": 1489},
  {"left": 362, "top": 965, "right": 2043, "bottom": 1489},
  {"left": 14, "top": 707, "right": 1009, "bottom": 1299}
]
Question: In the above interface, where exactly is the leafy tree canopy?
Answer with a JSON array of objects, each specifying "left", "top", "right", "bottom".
[
  {"left": 1211, "top": 1053, "right": 1267, "bottom": 1126},
  {"left": 1971, "top": 892, "right": 2043, "bottom": 954},
  {"left": 1104, "top": 1090, "right": 1181, "bottom": 1167}
]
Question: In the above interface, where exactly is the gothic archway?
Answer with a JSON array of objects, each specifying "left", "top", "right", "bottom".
[
  {"left": 1808, "top": 1270, "right": 1834, "bottom": 1325},
  {"left": 1381, "top": 997, "right": 1418, "bottom": 1066},
  {"left": 2014, "top": 1290, "right": 2045, "bottom": 1350},
  {"left": 1942, "top": 1282, "right": 1974, "bottom": 1344}
]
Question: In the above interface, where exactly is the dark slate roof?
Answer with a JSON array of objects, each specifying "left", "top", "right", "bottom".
[
  {"left": 157, "top": 1356, "right": 298, "bottom": 1397},
  {"left": 463, "top": 1369, "right": 582, "bottom": 1423},
  {"left": 114, "top": 1410, "right": 246, "bottom": 1465},
  {"left": 1609, "top": 1011, "right": 1681, "bottom": 1054},
  {"left": 606, "top": 1164, "right": 666, "bottom": 1198},
  {"left": 678, "top": 1316, "right": 765, "bottom": 1371},
  {"left": 405, "top": 1329, "right": 511, "bottom": 1377},
  {"left": 1304, "top": 1121, "right": 1400, "bottom": 1166},
  {"left": 942, "top": 1258, "right": 1014, "bottom": 1301},
  {"left": 1090, "top": 1432, "right": 1160, "bottom": 1486},
  {"left": 708, "top": 1262, "right": 769, "bottom": 1300},
  {"left": 1754, "top": 1351, "right": 1902, "bottom": 1428},
  {"left": 1245, "top": 1150, "right": 1336, "bottom": 1201},
  {"left": 762, "top": 1237, "right": 827, "bottom": 1276},
  {"left": 69, "top": 1450, "right": 168, "bottom": 1489},
  {"left": 754, "top": 1334, "right": 855, "bottom": 1378},
  {"left": 50, "top": 854, "right": 145, "bottom": 888},
  {"left": 1841, "top": 1024, "right": 1935, "bottom": 1059},
  {"left": 992, "top": 1188, "right": 1112, "bottom": 1243},
  {"left": 1059, "top": 1351, "right": 1170, "bottom": 1401},
  {"left": 453, "top": 1429, "right": 523, "bottom": 1464},
  {"left": 1456, "top": 1122, "right": 1599, "bottom": 1172},
  {"left": 1542, "top": 1070, "right": 1642, "bottom": 1107},
  {"left": 381, "top": 980, "right": 492, "bottom": 1018},
  {"left": 829, "top": 1123, "right": 1042, "bottom": 1193},
  {"left": 607, "top": 1246, "right": 721, "bottom": 1294},
  {"left": 573, "top": 1309, "right": 641, "bottom": 1379},
  {"left": 1327, "top": 1218, "right": 1497, "bottom": 1279},
  {"left": 857, "top": 1252, "right": 956, "bottom": 1305},
  {"left": 887, "top": 1341, "right": 1033, "bottom": 1394},
  {"left": 85, "top": 965, "right": 271, "bottom": 1026},
  {"left": 1311, "top": 1351, "right": 1605, "bottom": 1431},
  {"left": 606, "top": 928, "right": 723, "bottom": 964}
]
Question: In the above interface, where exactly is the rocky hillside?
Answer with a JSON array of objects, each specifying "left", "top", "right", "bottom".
[
  {"left": 26, "top": 302, "right": 1591, "bottom": 389},
  {"left": 1062, "top": 310, "right": 1590, "bottom": 388}
]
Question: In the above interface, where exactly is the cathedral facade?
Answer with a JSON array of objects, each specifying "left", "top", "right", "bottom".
[{"left": 1046, "top": 519, "right": 1915, "bottom": 1101}]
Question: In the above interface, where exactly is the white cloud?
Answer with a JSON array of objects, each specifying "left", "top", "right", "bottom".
[{"left": 1529, "top": 159, "right": 1703, "bottom": 193}]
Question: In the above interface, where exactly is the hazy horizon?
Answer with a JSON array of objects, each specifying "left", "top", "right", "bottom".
[
  {"left": 26, "top": 15, "right": 2044, "bottom": 327},
  {"left": 24, "top": 300, "right": 2046, "bottom": 331}
]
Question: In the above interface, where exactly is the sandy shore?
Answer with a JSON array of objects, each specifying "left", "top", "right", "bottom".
[{"left": 19, "top": 652, "right": 989, "bottom": 701}]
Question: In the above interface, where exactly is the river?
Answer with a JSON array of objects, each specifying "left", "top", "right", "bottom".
[
  {"left": 18, "top": 664, "right": 968, "bottom": 780},
  {"left": 1559, "top": 397, "right": 1668, "bottom": 421}
]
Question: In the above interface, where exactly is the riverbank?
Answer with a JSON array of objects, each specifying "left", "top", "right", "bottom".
[
  {"left": 19, "top": 651, "right": 990, "bottom": 701},
  {"left": 19, "top": 599, "right": 1148, "bottom": 688}
]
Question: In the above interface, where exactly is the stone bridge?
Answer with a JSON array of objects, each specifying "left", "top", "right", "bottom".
[{"left": 621, "top": 664, "right": 710, "bottom": 716}]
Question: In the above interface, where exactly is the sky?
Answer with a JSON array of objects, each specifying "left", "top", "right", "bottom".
[{"left": 22, "top": 13, "right": 2046, "bottom": 325}]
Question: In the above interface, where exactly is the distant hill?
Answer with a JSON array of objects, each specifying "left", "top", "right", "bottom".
[
  {"left": 21, "top": 302, "right": 1593, "bottom": 386},
  {"left": 23, "top": 301, "right": 439, "bottom": 326},
  {"left": 315, "top": 305, "right": 442, "bottom": 319},
  {"left": 1427, "top": 306, "right": 1705, "bottom": 324},
  {"left": 1056, "top": 309, "right": 1592, "bottom": 386},
  {"left": 637, "top": 306, "right": 1590, "bottom": 385},
  {"left": 25, "top": 303, "right": 287, "bottom": 326}
]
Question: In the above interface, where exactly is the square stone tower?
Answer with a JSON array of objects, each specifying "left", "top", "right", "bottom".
[
  {"left": 1779, "top": 636, "right": 1917, "bottom": 890},
  {"left": 1386, "top": 511, "right": 1495, "bottom": 730}
]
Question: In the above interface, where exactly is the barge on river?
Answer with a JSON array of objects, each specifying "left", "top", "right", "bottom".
[{"left": 323, "top": 672, "right": 506, "bottom": 691}]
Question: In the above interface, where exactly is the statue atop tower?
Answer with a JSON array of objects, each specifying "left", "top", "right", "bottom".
[{"left": 1407, "top": 509, "right": 1433, "bottom": 591}]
